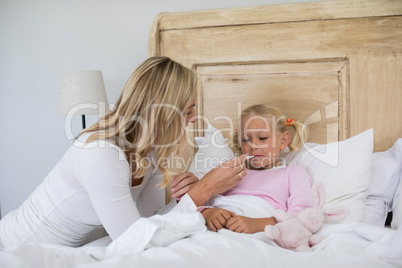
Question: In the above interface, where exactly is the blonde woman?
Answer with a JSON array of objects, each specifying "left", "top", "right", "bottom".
[{"left": 0, "top": 57, "right": 247, "bottom": 248}]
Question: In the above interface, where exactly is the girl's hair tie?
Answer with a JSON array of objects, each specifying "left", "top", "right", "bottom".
[{"left": 286, "top": 118, "right": 295, "bottom": 126}]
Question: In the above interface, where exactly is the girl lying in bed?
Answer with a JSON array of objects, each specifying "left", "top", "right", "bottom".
[{"left": 201, "top": 104, "right": 314, "bottom": 233}]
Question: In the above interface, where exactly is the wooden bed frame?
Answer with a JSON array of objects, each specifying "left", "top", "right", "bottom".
[{"left": 148, "top": 0, "right": 401, "bottom": 156}]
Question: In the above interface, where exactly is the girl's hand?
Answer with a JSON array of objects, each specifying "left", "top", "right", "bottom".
[
  {"left": 226, "top": 216, "right": 277, "bottom": 234},
  {"left": 171, "top": 172, "right": 199, "bottom": 201},
  {"left": 201, "top": 208, "right": 235, "bottom": 232},
  {"left": 187, "top": 155, "right": 247, "bottom": 206}
]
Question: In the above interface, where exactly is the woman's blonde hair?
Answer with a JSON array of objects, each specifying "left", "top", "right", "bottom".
[
  {"left": 81, "top": 56, "right": 197, "bottom": 187},
  {"left": 230, "top": 104, "right": 309, "bottom": 155}
]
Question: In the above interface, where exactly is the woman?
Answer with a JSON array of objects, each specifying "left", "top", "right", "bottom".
[{"left": 0, "top": 57, "right": 246, "bottom": 248}]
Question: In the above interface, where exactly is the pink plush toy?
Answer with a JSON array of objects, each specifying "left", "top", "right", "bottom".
[{"left": 265, "top": 183, "right": 349, "bottom": 251}]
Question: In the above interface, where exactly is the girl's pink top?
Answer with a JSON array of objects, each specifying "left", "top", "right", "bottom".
[{"left": 224, "top": 164, "right": 313, "bottom": 213}]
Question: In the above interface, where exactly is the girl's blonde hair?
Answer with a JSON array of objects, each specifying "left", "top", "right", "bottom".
[
  {"left": 230, "top": 104, "right": 309, "bottom": 154},
  {"left": 81, "top": 56, "right": 197, "bottom": 187}
]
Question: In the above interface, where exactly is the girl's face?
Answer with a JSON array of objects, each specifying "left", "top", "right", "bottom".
[{"left": 240, "top": 115, "right": 289, "bottom": 169}]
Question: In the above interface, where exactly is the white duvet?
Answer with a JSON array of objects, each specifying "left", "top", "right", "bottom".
[{"left": 1, "top": 195, "right": 401, "bottom": 268}]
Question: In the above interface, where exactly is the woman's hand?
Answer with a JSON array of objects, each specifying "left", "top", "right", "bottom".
[
  {"left": 187, "top": 155, "right": 247, "bottom": 206},
  {"left": 171, "top": 172, "right": 199, "bottom": 201},
  {"left": 226, "top": 216, "right": 277, "bottom": 234},
  {"left": 201, "top": 208, "right": 235, "bottom": 232}
]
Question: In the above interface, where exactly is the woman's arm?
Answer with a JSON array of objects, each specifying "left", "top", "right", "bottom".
[
  {"left": 136, "top": 167, "right": 166, "bottom": 218},
  {"left": 171, "top": 172, "right": 199, "bottom": 201},
  {"left": 226, "top": 216, "right": 277, "bottom": 234},
  {"left": 76, "top": 146, "right": 141, "bottom": 240},
  {"left": 187, "top": 155, "right": 247, "bottom": 206}
]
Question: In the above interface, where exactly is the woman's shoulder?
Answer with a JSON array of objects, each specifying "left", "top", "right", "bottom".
[
  {"left": 73, "top": 132, "right": 127, "bottom": 161},
  {"left": 74, "top": 132, "right": 120, "bottom": 149}
]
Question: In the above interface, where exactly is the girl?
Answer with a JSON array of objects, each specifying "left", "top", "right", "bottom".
[
  {"left": 0, "top": 57, "right": 247, "bottom": 248},
  {"left": 201, "top": 104, "right": 313, "bottom": 233}
]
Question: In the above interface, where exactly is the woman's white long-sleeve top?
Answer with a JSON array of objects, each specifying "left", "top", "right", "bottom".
[{"left": 0, "top": 133, "right": 167, "bottom": 248}]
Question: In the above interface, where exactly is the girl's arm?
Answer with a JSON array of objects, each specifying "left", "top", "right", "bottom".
[
  {"left": 201, "top": 208, "right": 235, "bottom": 231},
  {"left": 226, "top": 216, "right": 277, "bottom": 234},
  {"left": 286, "top": 165, "right": 314, "bottom": 213}
]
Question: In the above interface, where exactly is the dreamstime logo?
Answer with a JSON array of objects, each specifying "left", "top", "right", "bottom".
[{"left": 62, "top": 100, "right": 341, "bottom": 169}]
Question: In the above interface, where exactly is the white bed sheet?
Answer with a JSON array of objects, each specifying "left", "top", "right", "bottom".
[
  {"left": 1, "top": 196, "right": 401, "bottom": 268},
  {"left": 0, "top": 223, "right": 400, "bottom": 268}
]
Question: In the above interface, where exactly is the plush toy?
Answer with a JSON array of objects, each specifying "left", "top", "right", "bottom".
[{"left": 264, "top": 183, "right": 349, "bottom": 251}]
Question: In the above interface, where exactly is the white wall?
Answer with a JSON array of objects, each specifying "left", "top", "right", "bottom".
[{"left": 0, "top": 0, "right": 324, "bottom": 217}]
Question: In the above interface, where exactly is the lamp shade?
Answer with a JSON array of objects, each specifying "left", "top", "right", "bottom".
[{"left": 57, "top": 70, "right": 109, "bottom": 115}]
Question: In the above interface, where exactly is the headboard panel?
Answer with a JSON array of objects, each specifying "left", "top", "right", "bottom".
[
  {"left": 149, "top": 0, "right": 402, "bottom": 152},
  {"left": 193, "top": 59, "right": 348, "bottom": 145}
]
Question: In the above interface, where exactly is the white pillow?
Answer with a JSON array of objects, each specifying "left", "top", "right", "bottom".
[
  {"left": 282, "top": 129, "right": 374, "bottom": 223},
  {"left": 363, "top": 139, "right": 402, "bottom": 226},
  {"left": 188, "top": 124, "right": 235, "bottom": 179},
  {"left": 189, "top": 126, "right": 374, "bottom": 223}
]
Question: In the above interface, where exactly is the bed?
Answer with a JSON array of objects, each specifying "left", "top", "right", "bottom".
[{"left": 1, "top": 0, "right": 402, "bottom": 267}]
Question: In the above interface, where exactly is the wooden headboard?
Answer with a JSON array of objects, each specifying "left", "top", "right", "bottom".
[{"left": 148, "top": 0, "right": 402, "bottom": 153}]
